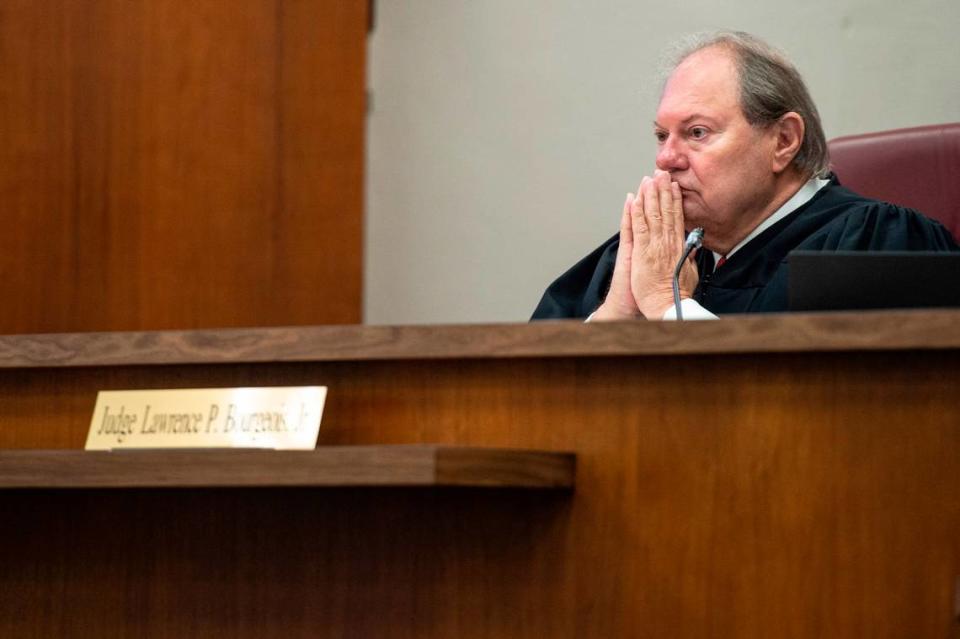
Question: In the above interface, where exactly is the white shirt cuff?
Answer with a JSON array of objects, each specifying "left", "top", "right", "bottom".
[{"left": 661, "top": 299, "right": 719, "bottom": 321}]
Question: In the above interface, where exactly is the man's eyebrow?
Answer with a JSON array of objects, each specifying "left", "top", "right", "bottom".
[{"left": 652, "top": 114, "right": 720, "bottom": 128}]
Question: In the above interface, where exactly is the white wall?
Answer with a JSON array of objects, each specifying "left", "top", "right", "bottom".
[{"left": 365, "top": 0, "right": 960, "bottom": 325}]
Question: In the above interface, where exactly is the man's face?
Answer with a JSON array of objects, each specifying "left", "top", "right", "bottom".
[{"left": 654, "top": 46, "right": 780, "bottom": 251}]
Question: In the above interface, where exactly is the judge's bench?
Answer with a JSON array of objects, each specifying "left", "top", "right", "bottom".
[{"left": 1, "top": 312, "right": 959, "bottom": 638}]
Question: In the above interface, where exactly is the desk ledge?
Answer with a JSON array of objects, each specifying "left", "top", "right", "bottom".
[{"left": 0, "top": 446, "right": 576, "bottom": 490}]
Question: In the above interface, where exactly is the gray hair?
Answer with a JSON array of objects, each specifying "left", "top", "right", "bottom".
[{"left": 665, "top": 31, "right": 830, "bottom": 178}]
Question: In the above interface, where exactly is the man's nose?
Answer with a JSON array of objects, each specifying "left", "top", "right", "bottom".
[{"left": 656, "top": 138, "right": 688, "bottom": 171}]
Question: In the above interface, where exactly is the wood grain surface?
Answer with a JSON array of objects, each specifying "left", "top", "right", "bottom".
[
  {"left": 0, "top": 321, "right": 958, "bottom": 637},
  {"left": 0, "top": 0, "right": 365, "bottom": 333},
  {"left": 0, "top": 446, "right": 575, "bottom": 489},
  {"left": 1, "top": 308, "right": 960, "bottom": 368}
]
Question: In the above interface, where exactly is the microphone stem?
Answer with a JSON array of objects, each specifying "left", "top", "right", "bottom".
[
  {"left": 672, "top": 227, "right": 704, "bottom": 321},
  {"left": 672, "top": 243, "right": 697, "bottom": 321}
]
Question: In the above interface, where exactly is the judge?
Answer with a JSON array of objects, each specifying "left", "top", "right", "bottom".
[{"left": 531, "top": 31, "right": 958, "bottom": 321}]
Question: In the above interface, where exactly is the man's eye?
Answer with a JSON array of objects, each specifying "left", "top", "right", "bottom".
[
  {"left": 689, "top": 127, "right": 709, "bottom": 140},
  {"left": 654, "top": 130, "right": 668, "bottom": 143}
]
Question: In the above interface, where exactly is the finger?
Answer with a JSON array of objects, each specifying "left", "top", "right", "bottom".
[
  {"left": 655, "top": 172, "right": 676, "bottom": 241},
  {"left": 620, "top": 193, "right": 634, "bottom": 251},
  {"left": 654, "top": 171, "right": 683, "bottom": 244},
  {"left": 670, "top": 181, "right": 685, "bottom": 239},
  {"left": 631, "top": 183, "right": 649, "bottom": 247},
  {"left": 640, "top": 176, "right": 661, "bottom": 237}
]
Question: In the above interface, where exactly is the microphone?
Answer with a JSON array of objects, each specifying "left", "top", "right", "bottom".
[{"left": 672, "top": 227, "right": 704, "bottom": 321}]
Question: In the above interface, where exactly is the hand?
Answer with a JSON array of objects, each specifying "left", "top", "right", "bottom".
[
  {"left": 591, "top": 192, "right": 643, "bottom": 320},
  {"left": 630, "top": 171, "right": 699, "bottom": 318}
]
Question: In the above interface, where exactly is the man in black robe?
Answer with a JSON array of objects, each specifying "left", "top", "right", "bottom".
[{"left": 531, "top": 32, "right": 958, "bottom": 321}]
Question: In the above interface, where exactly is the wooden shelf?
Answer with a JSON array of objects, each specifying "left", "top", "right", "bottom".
[
  {"left": 0, "top": 445, "right": 575, "bottom": 490},
  {"left": 3, "top": 309, "right": 960, "bottom": 368}
]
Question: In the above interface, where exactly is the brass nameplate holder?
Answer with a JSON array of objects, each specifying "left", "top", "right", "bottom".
[{"left": 85, "top": 387, "right": 326, "bottom": 450}]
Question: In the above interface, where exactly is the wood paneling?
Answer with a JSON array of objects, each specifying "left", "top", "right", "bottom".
[
  {"left": 0, "top": 0, "right": 365, "bottom": 333},
  {"left": 0, "top": 446, "right": 576, "bottom": 489},
  {"left": 0, "top": 318, "right": 958, "bottom": 637},
  {"left": 0, "top": 488, "right": 574, "bottom": 637},
  {"left": 2, "top": 309, "right": 960, "bottom": 368}
]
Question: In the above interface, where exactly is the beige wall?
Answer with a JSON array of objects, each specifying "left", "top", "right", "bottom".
[{"left": 366, "top": 1, "right": 960, "bottom": 324}]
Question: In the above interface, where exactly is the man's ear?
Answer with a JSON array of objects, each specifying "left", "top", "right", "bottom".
[{"left": 771, "top": 112, "right": 804, "bottom": 173}]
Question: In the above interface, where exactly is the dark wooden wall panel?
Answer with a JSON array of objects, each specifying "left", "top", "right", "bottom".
[
  {"left": 0, "top": 348, "right": 959, "bottom": 637},
  {"left": 0, "top": 0, "right": 365, "bottom": 333},
  {"left": 1, "top": 319, "right": 960, "bottom": 636}
]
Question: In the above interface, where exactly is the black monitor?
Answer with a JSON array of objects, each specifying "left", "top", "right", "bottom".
[{"left": 788, "top": 250, "right": 960, "bottom": 312}]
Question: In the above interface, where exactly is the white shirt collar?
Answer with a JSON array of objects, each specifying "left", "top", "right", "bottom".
[{"left": 713, "top": 177, "right": 830, "bottom": 266}]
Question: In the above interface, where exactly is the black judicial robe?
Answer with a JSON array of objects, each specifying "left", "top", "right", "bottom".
[{"left": 531, "top": 178, "right": 959, "bottom": 319}]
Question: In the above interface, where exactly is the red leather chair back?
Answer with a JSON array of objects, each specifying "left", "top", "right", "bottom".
[{"left": 828, "top": 123, "right": 960, "bottom": 239}]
